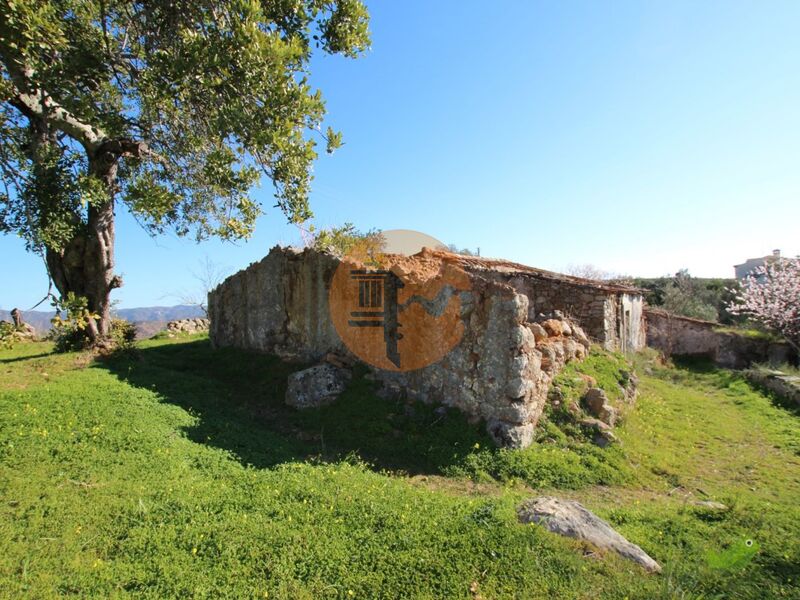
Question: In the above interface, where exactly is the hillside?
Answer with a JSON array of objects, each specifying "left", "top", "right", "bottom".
[{"left": 1, "top": 337, "right": 798, "bottom": 598}]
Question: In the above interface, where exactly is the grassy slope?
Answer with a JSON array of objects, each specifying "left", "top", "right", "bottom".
[{"left": 0, "top": 337, "right": 798, "bottom": 599}]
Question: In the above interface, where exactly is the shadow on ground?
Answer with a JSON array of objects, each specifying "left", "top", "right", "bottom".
[
  {"left": 101, "top": 338, "right": 491, "bottom": 474},
  {"left": 0, "top": 352, "right": 52, "bottom": 364}
]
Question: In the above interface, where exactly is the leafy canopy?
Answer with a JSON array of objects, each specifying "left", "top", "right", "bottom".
[{"left": 0, "top": 0, "right": 370, "bottom": 251}]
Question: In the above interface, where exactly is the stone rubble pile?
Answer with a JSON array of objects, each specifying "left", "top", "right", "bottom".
[{"left": 166, "top": 318, "right": 210, "bottom": 336}]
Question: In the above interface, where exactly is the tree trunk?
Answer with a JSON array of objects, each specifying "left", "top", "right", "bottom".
[{"left": 46, "top": 147, "right": 121, "bottom": 342}]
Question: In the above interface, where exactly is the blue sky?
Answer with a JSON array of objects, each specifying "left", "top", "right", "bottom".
[{"left": 2, "top": 0, "right": 799, "bottom": 309}]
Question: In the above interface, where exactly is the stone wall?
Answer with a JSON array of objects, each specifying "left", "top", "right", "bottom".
[
  {"left": 645, "top": 308, "right": 794, "bottom": 369},
  {"left": 745, "top": 369, "right": 800, "bottom": 406},
  {"left": 209, "top": 247, "right": 644, "bottom": 448},
  {"left": 451, "top": 261, "right": 645, "bottom": 352}
]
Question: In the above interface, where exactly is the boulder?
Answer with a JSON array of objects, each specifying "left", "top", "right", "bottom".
[
  {"left": 517, "top": 497, "right": 661, "bottom": 572},
  {"left": 571, "top": 324, "right": 590, "bottom": 345},
  {"left": 579, "top": 417, "right": 618, "bottom": 447},
  {"left": 487, "top": 419, "right": 534, "bottom": 449},
  {"left": 541, "top": 319, "right": 563, "bottom": 337},
  {"left": 286, "top": 364, "right": 352, "bottom": 409},
  {"left": 166, "top": 318, "right": 210, "bottom": 335},
  {"left": 528, "top": 322, "right": 548, "bottom": 342},
  {"left": 584, "top": 387, "right": 617, "bottom": 426}
]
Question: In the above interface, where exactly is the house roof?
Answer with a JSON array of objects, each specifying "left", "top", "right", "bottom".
[{"left": 421, "top": 249, "right": 644, "bottom": 295}]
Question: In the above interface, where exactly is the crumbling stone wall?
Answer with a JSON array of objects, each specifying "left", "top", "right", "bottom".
[
  {"left": 209, "top": 247, "right": 643, "bottom": 448},
  {"left": 444, "top": 259, "right": 645, "bottom": 352},
  {"left": 645, "top": 308, "right": 794, "bottom": 369}
]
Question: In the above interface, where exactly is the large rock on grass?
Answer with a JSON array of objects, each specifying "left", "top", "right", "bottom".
[
  {"left": 286, "top": 364, "right": 351, "bottom": 409},
  {"left": 584, "top": 387, "right": 617, "bottom": 426},
  {"left": 517, "top": 497, "right": 661, "bottom": 573}
]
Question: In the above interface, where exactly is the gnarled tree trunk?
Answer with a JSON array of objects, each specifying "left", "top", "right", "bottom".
[{"left": 46, "top": 146, "right": 122, "bottom": 341}]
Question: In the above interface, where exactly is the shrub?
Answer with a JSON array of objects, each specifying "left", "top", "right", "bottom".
[
  {"left": 0, "top": 320, "right": 16, "bottom": 349},
  {"left": 49, "top": 293, "right": 100, "bottom": 352},
  {"left": 110, "top": 318, "right": 137, "bottom": 350}
]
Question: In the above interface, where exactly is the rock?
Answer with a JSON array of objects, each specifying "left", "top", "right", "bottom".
[
  {"left": 166, "top": 318, "right": 210, "bottom": 335},
  {"left": 517, "top": 497, "right": 661, "bottom": 573},
  {"left": 692, "top": 500, "right": 728, "bottom": 511},
  {"left": 285, "top": 364, "right": 352, "bottom": 409},
  {"left": 541, "top": 319, "right": 563, "bottom": 337},
  {"left": 567, "top": 401, "right": 581, "bottom": 416},
  {"left": 487, "top": 420, "right": 534, "bottom": 449},
  {"left": 505, "top": 377, "right": 532, "bottom": 399},
  {"left": 572, "top": 325, "right": 589, "bottom": 345},
  {"left": 323, "top": 352, "right": 353, "bottom": 369},
  {"left": 561, "top": 321, "right": 573, "bottom": 337},
  {"left": 579, "top": 417, "right": 618, "bottom": 446},
  {"left": 584, "top": 387, "right": 617, "bottom": 426},
  {"left": 593, "top": 429, "right": 618, "bottom": 448},
  {"left": 579, "top": 417, "right": 611, "bottom": 431},
  {"left": 3, "top": 320, "right": 36, "bottom": 341}
]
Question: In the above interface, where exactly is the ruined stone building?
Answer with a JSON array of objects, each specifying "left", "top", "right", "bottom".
[{"left": 209, "top": 247, "right": 645, "bottom": 448}]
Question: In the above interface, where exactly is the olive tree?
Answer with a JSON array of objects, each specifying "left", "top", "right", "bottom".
[{"left": 0, "top": 0, "right": 369, "bottom": 341}]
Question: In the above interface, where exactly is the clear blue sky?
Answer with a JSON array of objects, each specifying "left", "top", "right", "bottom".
[{"left": 3, "top": 0, "right": 799, "bottom": 309}]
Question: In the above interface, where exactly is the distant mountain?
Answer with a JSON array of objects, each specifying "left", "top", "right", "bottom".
[{"left": 0, "top": 305, "right": 205, "bottom": 334}]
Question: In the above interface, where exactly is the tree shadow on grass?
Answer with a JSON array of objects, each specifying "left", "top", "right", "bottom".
[
  {"left": 0, "top": 352, "right": 52, "bottom": 364},
  {"left": 100, "top": 338, "right": 491, "bottom": 475}
]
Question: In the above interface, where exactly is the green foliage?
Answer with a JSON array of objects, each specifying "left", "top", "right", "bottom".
[
  {"left": 635, "top": 271, "right": 742, "bottom": 323},
  {"left": 109, "top": 318, "right": 137, "bottom": 350},
  {"left": 306, "top": 223, "right": 385, "bottom": 259},
  {"left": 0, "top": 0, "right": 372, "bottom": 250},
  {"left": 0, "top": 320, "right": 16, "bottom": 349},
  {"left": 444, "top": 243, "right": 479, "bottom": 256},
  {"left": 49, "top": 292, "right": 100, "bottom": 352}
]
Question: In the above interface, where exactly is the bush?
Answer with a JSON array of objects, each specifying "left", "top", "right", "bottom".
[
  {"left": 110, "top": 318, "right": 137, "bottom": 350},
  {"left": 49, "top": 293, "right": 99, "bottom": 352},
  {"left": 0, "top": 321, "right": 16, "bottom": 349}
]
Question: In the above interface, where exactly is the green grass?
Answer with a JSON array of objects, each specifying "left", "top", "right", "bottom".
[
  {"left": 1, "top": 337, "right": 799, "bottom": 598},
  {"left": 754, "top": 362, "right": 800, "bottom": 377},
  {"left": 712, "top": 326, "right": 782, "bottom": 342}
]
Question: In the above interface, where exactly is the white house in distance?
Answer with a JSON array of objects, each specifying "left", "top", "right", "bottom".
[{"left": 734, "top": 249, "right": 790, "bottom": 280}]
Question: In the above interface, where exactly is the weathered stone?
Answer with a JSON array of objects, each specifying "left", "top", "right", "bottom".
[
  {"left": 542, "top": 319, "right": 563, "bottom": 337},
  {"left": 584, "top": 387, "right": 617, "bottom": 426},
  {"left": 167, "top": 318, "right": 210, "bottom": 335},
  {"left": 209, "top": 246, "right": 646, "bottom": 448},
  {"left": 505, "top": 377, "right": 532, "bottom": 399},
  {"left": 745, "top": 369, "right": 800, "bottom": 406},
  {"left": 645, "top": 308, "right": 795, "bottom": 369},
  {"left": 579, "top": 417, "right": 618, "bottom": 446},
  {"left": 285, "top": 364, "right": 351, "bottom": 409},
  {"left": 692, "top": 500, "right": 728, "bottom": 511},
  {"left": 487, "top": 420, "right": 534, "bottom": 449},
  {"left": 2, "top": 320, "right": 36, "bottom": 341},
  {"left": 528, "top": 322, "right": 548, "bottom": 342},
  {"left": 561, "top": 321, "right": 573, "bottom": 337},
  {"left": 572, "top": 324, "right": 590, "bottom": 345},
  {"left": 517, "top": 497, "right": 661, "bottom": 572}
]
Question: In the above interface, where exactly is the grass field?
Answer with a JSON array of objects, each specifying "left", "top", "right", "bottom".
[{"left": 1, "top": 335, "right": 798, "bottom": 598}]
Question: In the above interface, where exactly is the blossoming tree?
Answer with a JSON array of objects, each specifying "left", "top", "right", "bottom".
[{"left": 728, "top": 258, "right": 800, "bottom": 352}]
